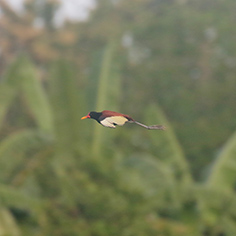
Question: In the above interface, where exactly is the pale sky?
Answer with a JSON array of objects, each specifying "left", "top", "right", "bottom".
[{"left": 6, "top": 0, "right": 96, "bottom": 25}]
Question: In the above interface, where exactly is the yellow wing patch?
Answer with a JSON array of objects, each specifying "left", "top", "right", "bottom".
[
  {"left": 100, "top": 119, "right": 116, "bottom": 128},
  {"left": 100, "top": 116, "right": 128, "bottom": 128},
  {"left": 106, "top": 116, "right": 128, "bottom": 126}
]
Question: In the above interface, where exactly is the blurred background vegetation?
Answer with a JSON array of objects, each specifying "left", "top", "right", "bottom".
[{"left": 0, "top": 0, "right": 236, "bottom": 235}]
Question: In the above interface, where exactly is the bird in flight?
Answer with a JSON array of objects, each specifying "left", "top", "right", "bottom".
[{"left": 81, "top": 110, "right": 165, "bottom": 130}]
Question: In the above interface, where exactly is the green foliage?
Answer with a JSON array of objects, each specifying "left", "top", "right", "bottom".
[
  {"left": 93, "top": 41, "right": 116, "bottom": 112},
  {"left": 0, "top": 0, "right": 236, "bottom": 235},
  {"left": 0, "top": 184, "right": 40, "bottom": 210},
  {"left": 207, "top": 130, "right": 236, "bottom": 191},
  {"left": 0, "top": 207, "right": 21, "bottom": 236},
  {"left": 0, "top": 57, "right": 23, "bottom": 130},
  {"left": 19, "top": 56, "right": 53, "bottom": 133},
  {"left": 145, "top": 104, "right": 192, "bottom": 183},
  {"left": 0, "top": 129, "right": 50, "bottom": 182},
  {"left": 0, "top": 54, "right": 235, "bottom": 235},
  {"left": 197, "top": 186, "right": 236, "bottom": 235},
  {"left": 50, "top": 60, "right": 82, "bottom": 154},
  {"left": 1, "top": 51, "right": 236, "bottom": 236},
  {"left": 91, "top": 41, "right": 121, "bottom": 156},
  {"left": 0, "top": 83, "right": 16, "bottom": 130}
]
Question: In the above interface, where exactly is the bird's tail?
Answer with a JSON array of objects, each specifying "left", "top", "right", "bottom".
[{"left": 134, "top": 121, "right": 166, "bottom": 130}]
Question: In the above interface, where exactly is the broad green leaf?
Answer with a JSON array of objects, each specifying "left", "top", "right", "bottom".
[
  {"left": 49, "top": 60, "right": 82, "bottom": 155},
  {"left": 18, "top": 56, "right": 53, "bottom": 133},
  {"left": 197, "top": 186, "right": 236, "bottom": 234},
  {"left": 0, "top": 83, "right": 16, "bottom": 130},
  {"left": 91, "top": 41, "right": 121, "bottom": 156},
  {"left": 118, "top": 153, "right": 176, "bottom": 197},
  {"left": 145, "top": 103, "right": 191, "bottom": 183},
  {"left": 0, "top": 184, "right": 40, "bottom": 209},
  {"left": 0, "top": 56, "right": 26, "bottom": 130},
  {"left": 207, "top": 130, "right": 236, "bottom": 190},
  {"left": 0, "top": 207, "right": 21, "bottom": 236},
  {"left": 0, "top": 129, "right": 50, "bottom": 181},
  {"left": 0, "top": 55, "right": 53, "bottom": 133}
]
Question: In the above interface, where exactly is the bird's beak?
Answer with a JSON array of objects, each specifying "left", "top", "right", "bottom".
[{"left": 81, "top": 115, "right": 90, "bottom": 120}]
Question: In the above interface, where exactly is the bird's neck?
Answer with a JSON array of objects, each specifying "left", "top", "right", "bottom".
[{"left": 90, "top": 112, "right": 102, "bottom": 121}]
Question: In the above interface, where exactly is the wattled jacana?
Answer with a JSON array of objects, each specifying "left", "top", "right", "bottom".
[{"left": 81, "top": 110, "right": 165, "bottom": 130}]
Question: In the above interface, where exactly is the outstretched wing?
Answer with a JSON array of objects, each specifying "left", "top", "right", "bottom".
[
  {"left": 100, "top": 119, "right": 116, "bottom": 128},
  {"left": 100, "top": 116, "right": 129, "bottom": 128}
]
